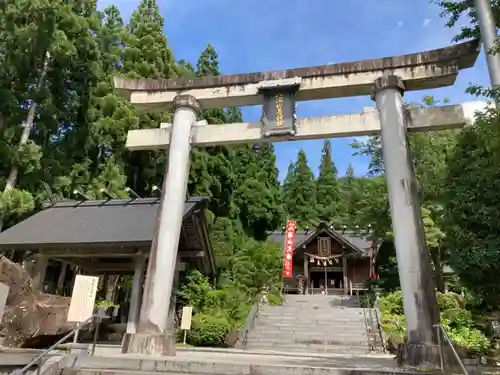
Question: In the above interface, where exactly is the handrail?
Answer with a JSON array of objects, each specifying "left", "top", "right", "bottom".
[
  {"left": 372, "top": 305, "right": 386, "bottom": 352},
  {"left": 12, "top": 315, "right": 97, "bottom": 375},
  {"left": 373, "top": 291, "right": 386, "bottom": 352},
  {"left": 235, "top": 302, "right": 260, "bottom": 349},
  {"left": 434, "top": 323, "right": 469, "bottom": 375},
  {"left": 358, "top": 292, "right": 374, "bottom": 351}
]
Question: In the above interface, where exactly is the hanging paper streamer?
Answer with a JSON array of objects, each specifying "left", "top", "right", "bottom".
[
  {"left": 306, "top": 252, "right": 345, "bottom": 266},
  {"left": 283, "top": 220, "right": 297, "bottom": 278}
]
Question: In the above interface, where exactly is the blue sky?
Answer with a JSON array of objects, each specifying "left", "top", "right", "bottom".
[{"left": 99, "top": 0, "right": 490, "bottom": 180}]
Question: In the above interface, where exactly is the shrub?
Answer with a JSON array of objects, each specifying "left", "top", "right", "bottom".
[
  {"left": 379, "top": 290, "right": 403, "bottom": 316},
  {"left": 436, "top": 291, "right": 461, "bottom": 310},
  {"left": 447, "top": 326, "right": 490, "bottom": 355},
  {"left": 187, "top": 313, "right": 231, "bottom": 347},
  {"left": 378, "top": 290, "right": 491, "bottom": 355}
]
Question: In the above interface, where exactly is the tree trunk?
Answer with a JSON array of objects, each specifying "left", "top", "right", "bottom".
[
  {"left": 0, "top": 51, "right": 51, "bottom": 232},
  {"left": 431, "top": 247, "right": 445, "bottom": 293}
]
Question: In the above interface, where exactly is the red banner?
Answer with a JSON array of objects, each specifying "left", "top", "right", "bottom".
[{"left": 283, "top": 220, "right": 297, "bottom": 278}]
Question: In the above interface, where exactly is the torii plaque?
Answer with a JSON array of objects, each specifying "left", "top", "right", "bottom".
[{"left": 115, "top": 39, "right": 480, "bottom": 366}]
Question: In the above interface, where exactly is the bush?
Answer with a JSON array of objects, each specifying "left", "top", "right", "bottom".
[
  {"left": 378, "top": 290, "right": 491, "bottom": 355},
  {"left": 187, "top": 313, "right": 231, "bottom": 347},
  {"left": 379, "top": 290, "right": 403, "bottom": 316},
  {"left": 436, "top": 291, "right": 461, "bottom": 310},
  {"left": 448, "top": 326, "right": 490, "bottom": 355}
]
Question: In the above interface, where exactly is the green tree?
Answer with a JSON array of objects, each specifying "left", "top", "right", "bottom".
[
  {"left": 233, "top": 144, "right": 283, "bottom": 239},
  {"left": 338, "top": 163, "right": 364, "bottom": 226},
  {"left": 286, "top": 150, "right": 317, "bottom": 228},
  {"left": 120, "top": 0, "right": 176, "bottom": 196},
  {"left": 282, "top": 161, "right": 295, "bottom": 219},
  {"left": 316, "top": 140, "right": 340, "bottom": 222},
  {"left": 123, "top": 0, "right": 175, "bottom": 79},
  {"left": 444, "top": 108, "right": 500, "bottom": 310},
  {"left": 0, "top": 0, "right": 103, "bottom": 228}
]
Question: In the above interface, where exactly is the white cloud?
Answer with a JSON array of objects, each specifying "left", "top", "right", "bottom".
[
  {"left": 422, "top": 18, "right": 432, "bottom": 28},
  {"left": 397, "top": 21, "right": 404, "bottom": 28}
]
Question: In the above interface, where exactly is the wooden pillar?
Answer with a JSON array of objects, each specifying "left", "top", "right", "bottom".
[
  {"left": 56, "top": 262, "right": 68, "bottom": 295},
  {"left": 32, "top": 254, "right": 48, "bottom": 292},
  {"left": 70, "top": 265, "right": 81, "bottom": 288},
  {"left": 342, "top": 256, "right": 348, "bottom": 296},
  {"left": 101, "top": 273, "right": 109, "bottom": 299},
  {"left": 303, "top": 253, "right": 309, "bottom": 294}
]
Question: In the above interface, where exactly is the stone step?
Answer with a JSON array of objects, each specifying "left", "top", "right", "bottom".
[
  {"left": 262, "top": 309, "right": 365, "bottom": 315},
  {"left": 262, "top": 306, "right": 365, "bottom": 311},
  {"left": 259, "top": 313, "right": 365, "bottom": 318},
  {"left": 256, "top": 325, "right": 367, "bottom": 330},
  {"left": 60, "top": 352, "right": 424, "bottom": 375},
  {"left": 282, "top": 301, "right": 360, "bottom": 306},
  {"left": 244, "top": 342, "right": 373, "bottom": 355},
  {"left": 260, "top": 308, "right": 365, "bottom": 314},
  {"left": 258, "top": 317, "right": 366, "bottom": 322},
  {"left": 251, "top": 326, "right": 368, "bottom": 334},
  {"left": 245, "top": 337, "right": 369, "bottom": 347},
  {"left": 257, "top": 316, "right": 366, "bottom": 323},
  {"left": 248, "top": 330, "right": 367, "bottom": 338}
]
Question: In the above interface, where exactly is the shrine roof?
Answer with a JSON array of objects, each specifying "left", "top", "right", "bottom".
[
  {"left": 0, "top": 196, "right": 209, "bottom": 250},
  {"left": 267, "top": 224, "right": 374, "bottom": 254}
]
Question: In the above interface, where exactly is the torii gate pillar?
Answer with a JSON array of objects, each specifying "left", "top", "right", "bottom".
[
  {"left": 373, "top": 75, "right": 440, "bottom": 364},
  {"left": 122, "top": 95, "right": 201, "bottom": 356}
]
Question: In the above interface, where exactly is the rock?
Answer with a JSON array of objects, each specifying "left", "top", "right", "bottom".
[{"left": 0, "top": 256, "right": 75, "bottom": 347}]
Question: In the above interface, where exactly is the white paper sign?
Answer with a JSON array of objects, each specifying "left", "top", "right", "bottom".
[
  {"left": 0, "top": 283, "right": 9, "bottom": 323},
  {"left": 67, "top": 275, "right": 99, "bottom": 323},
  {"left": 180, "top": 306, "right": 193, "bottom": 330}
]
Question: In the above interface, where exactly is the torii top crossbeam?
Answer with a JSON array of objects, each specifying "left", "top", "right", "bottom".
[{"left": 114, "top": 40, "right": 480, "bottom": 111}]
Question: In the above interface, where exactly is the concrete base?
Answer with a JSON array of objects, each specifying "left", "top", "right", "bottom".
[
  {"left": 396, "top": 343, "right": 441, "bottom": 369},
  {"left": 121, "top": 333, "right": 175, "bottom": 356}
]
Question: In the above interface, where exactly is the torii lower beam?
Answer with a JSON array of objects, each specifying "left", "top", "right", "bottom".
[{"left": 125, "top": 101, "right": 486, "bottom": 150}]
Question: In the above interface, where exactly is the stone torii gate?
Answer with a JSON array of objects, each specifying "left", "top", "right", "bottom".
[{"left": 114, "top": 40, "right": 480, "bottom": 364}]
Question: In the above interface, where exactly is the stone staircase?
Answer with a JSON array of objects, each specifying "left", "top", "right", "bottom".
[{"left": 244, "top": 294, "right": 379, "bottom": 354}]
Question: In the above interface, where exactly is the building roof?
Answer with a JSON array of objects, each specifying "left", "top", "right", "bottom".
[
  {"left": 267, "top": 223, "right": 374, "bottom": 255},
  {"left": 0, "top": 196, "right": 209, "bottom": 250}
]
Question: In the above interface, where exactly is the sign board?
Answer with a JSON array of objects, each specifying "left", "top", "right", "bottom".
[
  {"left": 67, "top": 275, "right": 99, "bottom": 323},
  {"left": 180, "top": 306, "right": 193, "bottom": 330},
  {"left": 260, "top": 83, "right": 299, "bottom": 138},
  {"left": 0, "top": 283, "right": 9, "bottom": 323}
]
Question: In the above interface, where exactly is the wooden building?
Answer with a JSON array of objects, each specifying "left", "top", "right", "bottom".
[
  {"left": 0, "top": 196, "right": 215, "bottom": 295},
  {"left": 268, "top": 222, "right": 377, "bottom": 295},
  {"left": 0, "top": 195, "right": 215, "bottom": 337}
]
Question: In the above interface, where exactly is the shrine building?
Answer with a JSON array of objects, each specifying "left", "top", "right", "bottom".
[{"left": 268, "top": 222, "right": 377, "bottom": 295}]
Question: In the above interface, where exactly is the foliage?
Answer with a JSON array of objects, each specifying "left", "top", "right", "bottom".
[
  {"left": 187, "top": 313, "right": 231, "bottom": 347},
  {"left": 379, "top": 290, "right": 491, "bottom": 354},
  {"left": 444, "top": 109, "right": 500, "bottom": 310},
  {"left": 176, "top": 223, "right": 283, "bottom": 347},
  {"left": 316, "top": 140, "right": 340, "bottom": 222},
  {"left": 283, "top": 150, "right": 317, "bottom": 228}
]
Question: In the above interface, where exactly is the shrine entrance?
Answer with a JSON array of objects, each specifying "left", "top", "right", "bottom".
[{"left": 309, "top": 269, "right": 343, "bottom": 295}]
